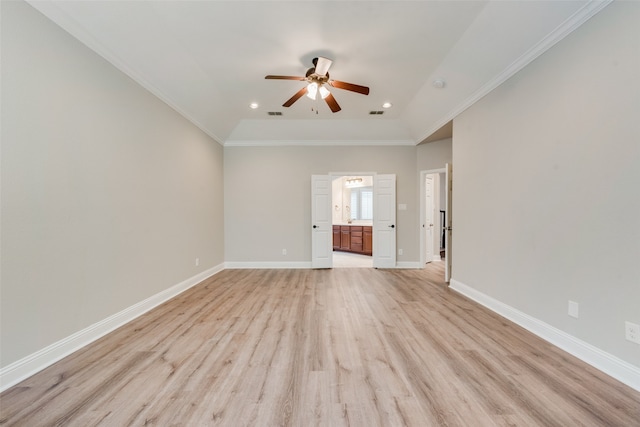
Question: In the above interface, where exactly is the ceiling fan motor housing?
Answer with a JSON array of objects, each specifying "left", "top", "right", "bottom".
[
  {"left": 305, "top": 67, "right": 330, "bottom": 84},
  {"left": 265, "top": 56, "right": 368, "bottom": 113}
]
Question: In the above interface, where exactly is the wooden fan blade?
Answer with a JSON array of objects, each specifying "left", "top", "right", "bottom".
[
  {"left": 265, "top": 75, "right": 306, "bottom": 81},
  {"left": 314, "top": 57, "right": 333, "bottom": 77},
  {"left": 329, "top": 80, "right": 370, "bottom": 95},
  {"left": 283, "top": 86, "right": 308, "bottom": 107},
  {"left": 324, "top": 92, "right": 341, "bottom": 113}
]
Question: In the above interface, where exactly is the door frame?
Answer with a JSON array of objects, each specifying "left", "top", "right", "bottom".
[
  {"left": 311, "top": 175, "right": 334, "bottom": 268},
  {"left": 423, "top": 173, "right": 439, "bottom": 264},
  {"left": 372, "top": 174, "right": 397, "bottom": 268},
  {"left": 419, "top": 168, "right": 446, "bottom": 268},
  {"left": 327, "top": 171, "right": 393, "bottom": 267}
]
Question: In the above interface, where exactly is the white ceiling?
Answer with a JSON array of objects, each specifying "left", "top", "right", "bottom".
[{"left": 28, "top": 0, "right": 610, "bottom": 146}]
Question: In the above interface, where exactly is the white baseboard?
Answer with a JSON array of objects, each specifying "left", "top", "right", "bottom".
[
  {"left": 0, "top": 263, "right": 224, "bottom": 392},
  {"left": 225, "top": 261, "right": 312, "bottom": 269},
  {"left": 225, "top": 259, "right": 428, "bottom": 270},
  {"left": 395, "top": 261, "right": 422, "bottom": 269},
  {"left": 449, "top": 278, "right": 640, "bottom": 392},
  {"left": 16, "top": 265, "right": 634, "bottom": 395},
  {"left": 224, "top": 261, "right": 423, "bottom": 269}
]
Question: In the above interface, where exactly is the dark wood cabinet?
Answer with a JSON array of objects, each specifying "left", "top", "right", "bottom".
[
  {"left": 363, "top": 226, "right": 372, "bottom": 255},
  {"left": 334, "top": 225, "right": 372, "bottom": 256},
  {"left": 340, "top": 226, "right": 351, "bottom": 250},
  {"left": 350, "top": 226, "right": 363, "bottom": 254}
]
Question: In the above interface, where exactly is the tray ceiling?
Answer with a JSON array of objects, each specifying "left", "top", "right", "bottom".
[{"left": 27, "top": 1, "right": 610, "bottom": 145}]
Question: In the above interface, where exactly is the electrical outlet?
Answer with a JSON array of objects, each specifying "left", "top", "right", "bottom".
[
  {"left": 195, "top": 258, "right": 199, "bottom": 266},
  {"left": 282, "top": 249, "right": 287, "bottom": 256},
  {"left": 625, "top": 321, "right": 640, "bottom": 344},
  {"left": 568, "top": 301, "right": 579, "bottom": 318},
  {"left": 398, "top": 249, "right": 403, "bottom": 256}
]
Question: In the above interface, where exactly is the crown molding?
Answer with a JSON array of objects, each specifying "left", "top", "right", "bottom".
[
  {"left": 25, "top": 1, "right": 225, "bottom": 146},
  {"left": 223, "top": 139, "right": 416, "bottom": 147},
  {"left": 416, "top": 0, "right": 613, "bottom": 144}
]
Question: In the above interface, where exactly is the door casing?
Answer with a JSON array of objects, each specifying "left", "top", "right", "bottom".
[{"left": 312, "top": 172, "right": 397, "bottom": 268}]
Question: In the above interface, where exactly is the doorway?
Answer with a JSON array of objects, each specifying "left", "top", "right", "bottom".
[
  {"left": 420, "top": 168, "right": 447, "bottom": 278},
  {"left": 331, "top": 174, "right": 374, "bottom": 268},
  {"left": 311, "top": 173, "right": 397, "bottom": 269}
]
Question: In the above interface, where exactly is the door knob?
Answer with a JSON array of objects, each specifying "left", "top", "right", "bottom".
[
  {"left": 313, "top": 225, "right": 318, "bottom": 228},
  {"left": 389, "top": 224, "right": 395, "bottom": 228}
]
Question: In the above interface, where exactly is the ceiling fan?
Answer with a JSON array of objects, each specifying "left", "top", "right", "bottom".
[{"left": 265, "top": 57, "right": 369, "bottom": 113}]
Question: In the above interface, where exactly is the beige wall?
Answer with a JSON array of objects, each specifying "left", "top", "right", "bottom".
[
  {"left": 1, "top": 1, "right": 225, "bottom": 366},
  {"left": 417, "top": 138, "right": 452, "bottom": 171},
  {"left": 223, "top": 138, "right": 451, "bottom": 266},
  {"left": 224, "top": 145, "right": 421, "bottom": 264},
  {"left": 452, "top": 2, "right": 640, "bottom": 366},
  {"left": 4, "top": 0, "right": 635, "bottom": 386}
]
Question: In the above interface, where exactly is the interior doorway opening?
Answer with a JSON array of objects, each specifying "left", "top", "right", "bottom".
[
  {"left": 331, "top": 174, "right": 374, "bottom": 268},
  {"left": 420, "top": 167, "right": 448, "bottom": 279},
  {"left": 312, "top": 173, "right": 396, "bottom": 269}
]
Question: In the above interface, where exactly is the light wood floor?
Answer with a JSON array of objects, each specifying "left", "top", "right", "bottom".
[{"left": 1, "top": 264, "right": 639, "bottom": 426}]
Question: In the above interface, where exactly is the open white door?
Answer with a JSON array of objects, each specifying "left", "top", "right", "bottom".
[
  {"left": 373, "top": 174, "right": 396, "bottom": 268},
  {"left": 311, "top": 175, "right": 333, "bottom": 269},
  {"left": 445, "top": 164, "right": 453, "bottom": 282},
  {"left": 425, "top": 174, "right": 435, "bottom": 264}
]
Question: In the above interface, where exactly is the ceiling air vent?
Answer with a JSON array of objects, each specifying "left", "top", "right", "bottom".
[
  {"left": 267, "top": 111, "right": 283, "bottom": 116},
  {"left": 369, "top": 111, "right": 384, "bottom": 115}
]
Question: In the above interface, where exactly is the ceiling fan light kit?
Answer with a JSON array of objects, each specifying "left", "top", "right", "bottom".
[
  {"left": 265, "top": 56, "right": 369, "bottom": 113},
  {"left": 306, "top": 82, "right": 318, "bottom": 100}
]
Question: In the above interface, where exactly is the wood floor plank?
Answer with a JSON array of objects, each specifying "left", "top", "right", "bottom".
[{"left": 1, "top": 264, "right": 639, "bottom": 426}]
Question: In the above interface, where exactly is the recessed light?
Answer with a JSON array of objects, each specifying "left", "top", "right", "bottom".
[
  {"left": 249, "top": 102, "right": 259, "bottom": 109},
  {"left": 382, "top": 102, "right": 392, "bottom": 109}
]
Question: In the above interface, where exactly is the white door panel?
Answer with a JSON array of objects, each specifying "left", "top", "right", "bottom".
[
  {"left": 373, "top": 174, "right": 396, "bottom": 268},
  {"left": 445, "top": 164, "right": 453, "bottom": 282},
  {"left": 425, "top": 174, "right": 434, "bottom": 263},
  {"left": 311, "top": 175, "right": 332, "bottom": 269}
]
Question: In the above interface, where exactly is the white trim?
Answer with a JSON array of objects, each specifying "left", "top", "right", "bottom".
[
  {"left": 25, "top": 1, "right": 225, "bottom": 146},
  {"left": 224, "top": 261, "right": 423, "bottom": 270},
  {"left": 223, "top": 139, "right": 415, "bottom": 147},
  {"left": 225, "top": 261, "right": 312, "bottom": 269},
  {"left": 416, "top": 0, "right": 613, "bottom": 144},
  {"left": 27, "top": 0, "right": 611, "bottom": 149},
  {"left": 395, "top": 262, "right": 422, "bottom": 269},
  {"left": 420, "top": 168, "right": 447, "bottom": 174},
  {"left": 419, "top": 168, "right": 446, "bottom": 269},
  {"left": 0, "top": 263, "right": 224, "bottom": 392},
  {"left": 329, "top": 171, "right": 377, "bottom": 178},
  {"left": 449, "top": 278, "right": 640, "bottom": 392}
]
